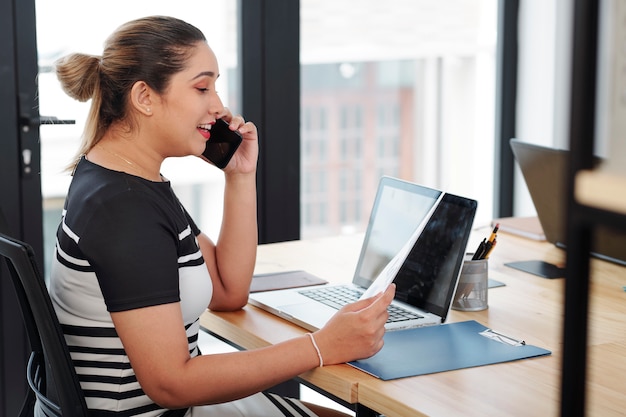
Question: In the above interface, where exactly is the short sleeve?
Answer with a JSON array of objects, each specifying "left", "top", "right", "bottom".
[{"left": 79, "top": 190, "right": 182, "bottom": 312}]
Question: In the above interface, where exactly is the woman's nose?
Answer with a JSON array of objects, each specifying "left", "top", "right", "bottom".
[{"left": 210, "top": 93, "right": 225, "bottom": 116}]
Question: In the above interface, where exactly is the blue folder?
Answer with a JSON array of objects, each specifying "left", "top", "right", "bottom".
[{"left": 349, "top": 320, "right": 551, "bottom": 380}]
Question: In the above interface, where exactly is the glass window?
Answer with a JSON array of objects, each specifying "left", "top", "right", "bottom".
[
  {"left": 36, "top": 1, "right": 239, "bottom": 276},
  {"left": 300, "top": 0, "right": 498, "bottom": 238}
]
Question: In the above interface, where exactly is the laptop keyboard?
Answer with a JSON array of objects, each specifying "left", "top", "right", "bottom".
[{"left": 298, "top": 285, "right": 423, "bottom": 323}]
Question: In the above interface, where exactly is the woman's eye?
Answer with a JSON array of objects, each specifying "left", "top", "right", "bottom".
[{"left": 197, "top": 88, "right": 209, "bottom": 93}]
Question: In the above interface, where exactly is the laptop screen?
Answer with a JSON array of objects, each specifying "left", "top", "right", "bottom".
[
  {"left": 353, "top": 177, "right": 477, "bottom": 321},
  {"left": 394, "top": 193, "right": 477, "bottom": 320},
  {"left": 353, "top": 177, "right": 442, "bottom": 289}
]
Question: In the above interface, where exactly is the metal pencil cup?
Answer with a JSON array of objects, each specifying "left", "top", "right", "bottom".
[{"left": 452, "top": 254, "right": 488, "bottom": 311}]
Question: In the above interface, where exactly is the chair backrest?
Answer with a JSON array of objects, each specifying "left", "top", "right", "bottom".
[{"left": 0, "top": 233, "right": 88, "bottom": 416}]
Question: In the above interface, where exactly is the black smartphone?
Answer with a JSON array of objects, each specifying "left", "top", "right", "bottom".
[{"left": 202, "top": 118, "right": 243, "bottom": 169}]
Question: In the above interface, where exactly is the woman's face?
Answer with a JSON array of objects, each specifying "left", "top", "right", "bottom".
[{"left": 151, "top": 41, "right": 225, "bottom": 157}]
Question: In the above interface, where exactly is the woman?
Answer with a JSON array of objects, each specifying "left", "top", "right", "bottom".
[{"left": 49, "top": 15, "right": 395, "bottom": 417}]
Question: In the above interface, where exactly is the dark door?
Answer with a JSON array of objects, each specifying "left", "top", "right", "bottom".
[{"left": 0, "top": 0, "right": 43, "bottom": 414}]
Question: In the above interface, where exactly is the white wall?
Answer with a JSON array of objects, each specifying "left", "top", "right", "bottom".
[{"left": 514, "top": 0, "right": 573, "bottom": 215}]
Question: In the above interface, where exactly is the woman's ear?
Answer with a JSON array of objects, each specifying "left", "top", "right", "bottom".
[{"left": 130, "top": 81, "right": 153, "bottom": 116}]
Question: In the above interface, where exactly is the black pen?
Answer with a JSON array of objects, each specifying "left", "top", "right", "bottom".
[
  {"left": 483, "top": 238, "right": 497, "bottom": 259},
  {"left": 473, "top": 224, "right": 500, "bottom": 260},
  {"left": 481, "top": 240, "right": 493, "bottom": 260},
  {"left": 472, "top": 238, "right": 487, "bottom": 260}
]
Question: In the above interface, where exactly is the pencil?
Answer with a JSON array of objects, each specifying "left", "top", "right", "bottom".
[{"left": 488, "top": 223, "right": 499, "bottom": 243}]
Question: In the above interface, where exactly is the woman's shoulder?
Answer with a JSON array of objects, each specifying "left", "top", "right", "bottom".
[
  {"left": 63, "top": 157, "right": 178, "bottom": 231},
  {"left": 70, "top": 156, "right": 170, "bottom": 202}
]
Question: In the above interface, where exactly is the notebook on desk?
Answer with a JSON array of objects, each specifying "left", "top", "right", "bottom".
[
  {"left": 510, "top": 139, "right": 626, "bottom": 266},
  {"left": 248, "top": 176, "right": 477, "bottom": 332}
]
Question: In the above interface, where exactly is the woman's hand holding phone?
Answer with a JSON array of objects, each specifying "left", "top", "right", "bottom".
[{"left": 201, "top": 118, "right": 243, "bottom": 169}]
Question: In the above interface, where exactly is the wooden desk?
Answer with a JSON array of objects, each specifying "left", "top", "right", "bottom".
[{"left": 200, "top": 230, "right": 626, "bottom": 416}]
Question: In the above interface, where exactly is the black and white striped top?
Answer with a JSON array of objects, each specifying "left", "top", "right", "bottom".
[{"left": 49, "top": 157, "right": 213, "bottom": 417}]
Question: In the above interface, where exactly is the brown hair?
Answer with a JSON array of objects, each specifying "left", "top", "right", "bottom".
[{"left": 55, "top": 16, "right": 206, "bottom": 170}]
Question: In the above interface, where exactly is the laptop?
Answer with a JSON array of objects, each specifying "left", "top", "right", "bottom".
[
  {"left": 510, "top": 138, "right": 626, "bottom": 266},
  {"left": 248, "top": 176, "right": 478, "bottom": 332}
]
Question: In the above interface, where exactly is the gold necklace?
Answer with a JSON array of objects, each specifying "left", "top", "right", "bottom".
[
  {"left": 97, "top": 144, "right": 147, "bottom": 178},
  {"left": 96, "top": 143, "right": 165, "bottom": 182}
]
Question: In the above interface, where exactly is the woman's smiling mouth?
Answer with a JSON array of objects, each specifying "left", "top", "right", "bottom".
[{"left": 197, "top": 123, "right": 213, "bottom": 139}]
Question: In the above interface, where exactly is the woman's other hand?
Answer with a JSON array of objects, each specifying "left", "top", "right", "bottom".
[{"left": 312, "top": 284, "right": 396, "bottom": 365}]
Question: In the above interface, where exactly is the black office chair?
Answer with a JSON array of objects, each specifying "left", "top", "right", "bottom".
[{"left": 0, "top": 232, "right": 88, "bottom": 416}]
